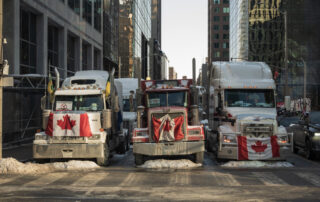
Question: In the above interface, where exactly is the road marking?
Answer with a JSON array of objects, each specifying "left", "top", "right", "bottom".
[
  {"left": 23, "top": 173, "right": 69, "bottom": 187},
  {"left": 296, "top": 172, "right": 320, "bottom": 187},
  {"left": 211, "top": 172, "right": 241, "bottom": 186},
  {"left": 119, "top": 173, "right": 139, "bottom": 187},
  {"left": 169, "top": 172, "right": 190, "bottom": 185},
  {"left": 252, "top": 172, "right": 288, "bottom": 186},
  {"left": 0, "top": 176, "right": 20, "bottom": 185},
  {"left": 71, "top": 172, "right": 109, "bottom": 187}
]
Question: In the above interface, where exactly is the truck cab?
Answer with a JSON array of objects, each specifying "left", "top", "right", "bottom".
[
  {"left": 132, "top": 79, "right": 205, "bottom": 165},
  {"left": 206, "top": 62, "right": 292, "bottom": 160},
  {"left": 33, "top": 70, "right": 128, "bottom": 166}
]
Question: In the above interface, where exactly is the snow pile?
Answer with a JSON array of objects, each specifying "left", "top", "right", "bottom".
[
  {"left": 0, "top": 158, "right": 99, "bottom": 174},
  {"left": 139, "top": 159, "right": 201, "bottom": 169},
  {"left": 221, "top": 161, "right": 294, "bottom": 168}
]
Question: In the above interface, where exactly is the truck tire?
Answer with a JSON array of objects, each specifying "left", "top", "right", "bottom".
[
  {"left": 117, "top": 139, "right": 127, "bottom": 154},
  {"left": 195, "top": 152, "right": 204, "bottom": 164},
  {"left": 293, "top": 141, "right": 299, "bottom": 154},
  {"left": 97, "top": 144, "right": 110, "bottom": 166},
  {"left": 134, "top": 154, "right": 145, "bottom": 166}
]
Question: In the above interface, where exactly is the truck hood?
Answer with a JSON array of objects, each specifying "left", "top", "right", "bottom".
[{"left": 226, "top": 107, "right": 276, "bottom": 121}]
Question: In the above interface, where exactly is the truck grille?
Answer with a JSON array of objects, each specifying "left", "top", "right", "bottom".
[
  {"left": 150, "top": 112, "right": 186, "bottom": 142},
  {"left": 241, "top": 123, "right": 273, "bottom": 138}
]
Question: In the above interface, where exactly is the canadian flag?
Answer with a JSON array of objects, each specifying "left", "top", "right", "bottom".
[
  {"left": 152, "top": 114, "right": 184, "bottom": 142},
  {"left": 45, "top": 113, "right": 92, "bottom": 137},
  {"left": 237, "top": 136, "right": 280, "bottom": 160}
]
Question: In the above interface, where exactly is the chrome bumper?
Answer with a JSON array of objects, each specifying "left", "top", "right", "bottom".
[{"left": 133, "top": 141, "right": 205, "bottom": 156}]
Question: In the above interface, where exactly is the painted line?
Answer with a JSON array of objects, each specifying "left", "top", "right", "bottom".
[
  {"left": 169, "top": 172, "right": 190, "bottom": 186},
  {"left": 211, "top": 172, "right": 241, "bottom": 186},
  {"left": 119, "top": 173, "right": 138, "bottom": 187},
  {"left": 71, "top": 172, "right": 109, "bottom": 187},
  {"left": 0, "top": 176, "right": 20, "bottom": 185},
  {"left": 296, "top": 172, "right": 320, "bottom": 187},
  {"left": 252, "top": 172, "right": 288, "bottom": 186},
  {"left": 23, "top": 173, "right": 69, "bottom": 187}
]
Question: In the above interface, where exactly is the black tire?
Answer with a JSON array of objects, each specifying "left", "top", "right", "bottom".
[
  {"left": 205, "top": 140, "right": 212, "bottom": 152},
  {"left": 97, "top": 144, "right": 110, "bottom": 166},
  {"left": 195, "top": 151, "right": 204, "bottom": 164},
  {"left": 134, "top": 154, "right": 145, "bottom": 166},
  {"left": 293, "top": 141, "right": 299, "bottom": 154},
  {"left": 117, "top": 140, "right": 127, "bottom": 154},
  {"left": 306, "top": 139, "right": 315, "bottom": 160}
]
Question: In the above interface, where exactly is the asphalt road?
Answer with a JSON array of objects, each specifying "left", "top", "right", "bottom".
[{"left": 1, "top": 146, "right": 320, "bottom": 201}]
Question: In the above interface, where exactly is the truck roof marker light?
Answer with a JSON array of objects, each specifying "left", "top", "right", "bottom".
[
  {"left": 99, "top": 128, "right": 104, "bottom": 132},
  {"left": 244, "top": 85, "right": 247, "bottom": 88}
]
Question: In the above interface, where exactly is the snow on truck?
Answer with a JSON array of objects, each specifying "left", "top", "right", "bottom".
[
  {"left": 132, "top": 79, "right": 205, "bottom": 165},
  {"left": 33, "top": 69, "right": 129, "bottom": 166},
  {"left": 206, "top": 62, "right": 292, "bottom": 160}
]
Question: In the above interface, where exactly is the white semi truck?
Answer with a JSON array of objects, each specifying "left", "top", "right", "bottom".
[
  {"left": 33, "top": 69, "right": 129, "bottom": 165},
  {"left": 206, "top": 62, "right": 292, "bottom": 160}
]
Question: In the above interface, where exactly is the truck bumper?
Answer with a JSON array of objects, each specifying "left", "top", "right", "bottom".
[
  {"left": 33, "top": 143, "right": 104, "bottom": 159},
  {"left": 133, "top": 141, "right": 205, "bottom": 156},
  {"left": 217, "top": 144, "right": 291, "bottom": 160}
]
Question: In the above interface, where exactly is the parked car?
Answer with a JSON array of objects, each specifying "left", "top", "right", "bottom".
[{"left": 285, "top": 111, "right": 320, "bottom": 160}]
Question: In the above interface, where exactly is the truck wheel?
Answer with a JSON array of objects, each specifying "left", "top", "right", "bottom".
[
  {"left": 293, "top": 141, "right": 299, "bottom": 154},
  {"left": 195, "top": 152, "right": 204, "bottom": 164},
  {"left": 117, "top": 140, "right": 127, "bottom": 154},
  {"left": 134, "top": 154, "right": 145, "bottom": 166},
  {"left": 97, "top": 144, "right": 110, "bottom": 166},
  {"left": 306, "top": 139, "right": 315, "bottom": 160}
]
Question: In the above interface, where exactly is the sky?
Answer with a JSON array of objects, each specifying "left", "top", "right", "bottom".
[{"left": 162, "top": 0, "right": 208, "bottom": 79}]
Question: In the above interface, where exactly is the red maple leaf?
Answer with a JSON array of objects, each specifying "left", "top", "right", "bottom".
[
  {"left": 57, "top": 114, "right": 76, "bottom": 130},
  {"left": 163, "top": 119, "right": 172, "bottom": 132},
  {"left": 251, "top": 141, "right": 268, "bottom": 153}
]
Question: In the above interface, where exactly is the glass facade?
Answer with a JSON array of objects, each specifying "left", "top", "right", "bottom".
[{"left": 230, "top": 0, "right": 320, "bottom": 108}]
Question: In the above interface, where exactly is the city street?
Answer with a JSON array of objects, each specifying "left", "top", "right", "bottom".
[{"left": 1, "top": 147, "right": 320, "bottom": 201}]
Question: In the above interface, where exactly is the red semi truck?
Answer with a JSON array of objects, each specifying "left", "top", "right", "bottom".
[{"left": 132, "top": 79, "right": 205, "bottom": 165}]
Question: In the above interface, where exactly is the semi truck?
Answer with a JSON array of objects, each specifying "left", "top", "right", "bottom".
[
  {"left": 206, "top": 62, "right": 292, "bottom": 160},
  {"left": 132, "top": 79, "right": 205, "bottom": 165},
  {"left": 33, "top": 69, "right": 129, "bottom": 166}
]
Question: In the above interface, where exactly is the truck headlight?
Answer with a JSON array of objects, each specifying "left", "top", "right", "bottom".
[
  {"left": 223, "top": 135, "right": 236, "bottom": 143},
  {"left": 314, "top": 133, "right": 320, "bottom": 137}
]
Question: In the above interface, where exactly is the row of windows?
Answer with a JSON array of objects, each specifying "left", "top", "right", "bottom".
[
  {"left": 213, "top": 51, "right": 229, "bottom": 58},
  {"left": 214, "top": 33, "right": 229, "bottom": 39},
  {"left": 213, "top": 0, "right": 229, "bottom": 5},
  {"left": 213, "top": 42, "right": 229, "bottom": 49},
  {"left": 20, "top": 9, "right": 101, "bottom": 75},
  {"left": 213, "top": 24, "right": 229, "bottom": 30},
  {"left": 213, "top": 15, "right": 229, "bottom": 22},
  {"left": 67, "top": 0, "right": 101, "bottom": 32},
  {"left": 213, "top": 7, "right": 230, "bottom": 13}
]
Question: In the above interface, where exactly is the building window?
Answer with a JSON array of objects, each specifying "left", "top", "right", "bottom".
[
  {"left": 20, "top": 9, "right": 37, "bottom": 74},
  {"left": 213, "top": 16, "right": 220, "bottom": 22},
  {"left": 214, "top": 51, "right": 220, "bottom": 57},
  {"left": 214, "top": 7, "right": 219, "bottom": 13},
  {"left": 223, "top": 25, "right": 229, "bottom": 30},
  {"left": 213, "top": 25, "right": 219, "bottom": 30},
  {"left": 223, "top": 7, "right": 229, "bottom": 13},
  {"left": 68, "top": 0, "right": 80, "bottom": 14},
  {"left": 67, "top": 35, "right": 75, "bottom": 76},
  {"left": 83, "top": 0, "right": 92, "bottom": 24},
  {"left": 223, "top": 0, "right": 229, "bottom": 4},
  {"left": 214, "top": 43, "right": 219, "bottom": 48},
  {"left": 214, "top": 0, "right": 220, "bottom": 4},
  {"left": 94, "top": 48, "right": 100, "bottom": 69},
  {"left": 48, "top": 25, "right": 59, "bottom": 73},
  {"left": 214, "top": 34, "right": 219, "bottom": 39},
  {"left": 223, "top": 16, "right": 229, "bottom": 22},
  {"left": 82, "top": 43, "right": 88, "bottom": 70},
  {"left": 223, "top": 34, "right": 229, "bottom": 39},
  {"left": 94, "top": 0, "right": 102, "bottom": 31},
  {"left": 223, "top": 51, "right": 229, "bottom": 58},
  {"left": 223, "top": 42, "right": 229, "bottom": 48}
]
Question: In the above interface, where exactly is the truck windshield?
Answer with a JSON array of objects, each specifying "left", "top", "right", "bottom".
[
  {"left": 147, "top": 91, "right": 187, "bottom": 108},
  {"left": 225, "top": 89, "right": 275, "bottom": 108},
  {"left": 55, "top": 95, "right": 104, "bottom": 111}
]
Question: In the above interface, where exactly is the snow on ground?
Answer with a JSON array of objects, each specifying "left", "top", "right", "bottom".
[
  {"left": 0, "top": 158, "right": 99, "bottom": 175},
  {"left": 139, "top": 159, "right": 201, "bottom": 169},
  {"left": 221, "top": 161, "right": 294, "bottom": 168}
]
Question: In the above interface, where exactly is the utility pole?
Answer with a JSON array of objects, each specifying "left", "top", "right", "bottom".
[{"left": 284, "top": 11, "right": 288, "bottom": 96}]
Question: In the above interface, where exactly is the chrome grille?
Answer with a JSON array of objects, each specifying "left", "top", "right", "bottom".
[{"left": 241, "top": 123, "right": 273, "bottom": 138}]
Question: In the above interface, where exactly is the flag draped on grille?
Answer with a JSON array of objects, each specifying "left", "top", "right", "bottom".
[
  {"left": 46, "top": 113, "right": 92, "bottom": 137},
  {"left": 152, "top": 114, "right": 184, "bottom": 142},
  {"left": 237, "top": 136, "right": 280, "bottom": 160}
]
